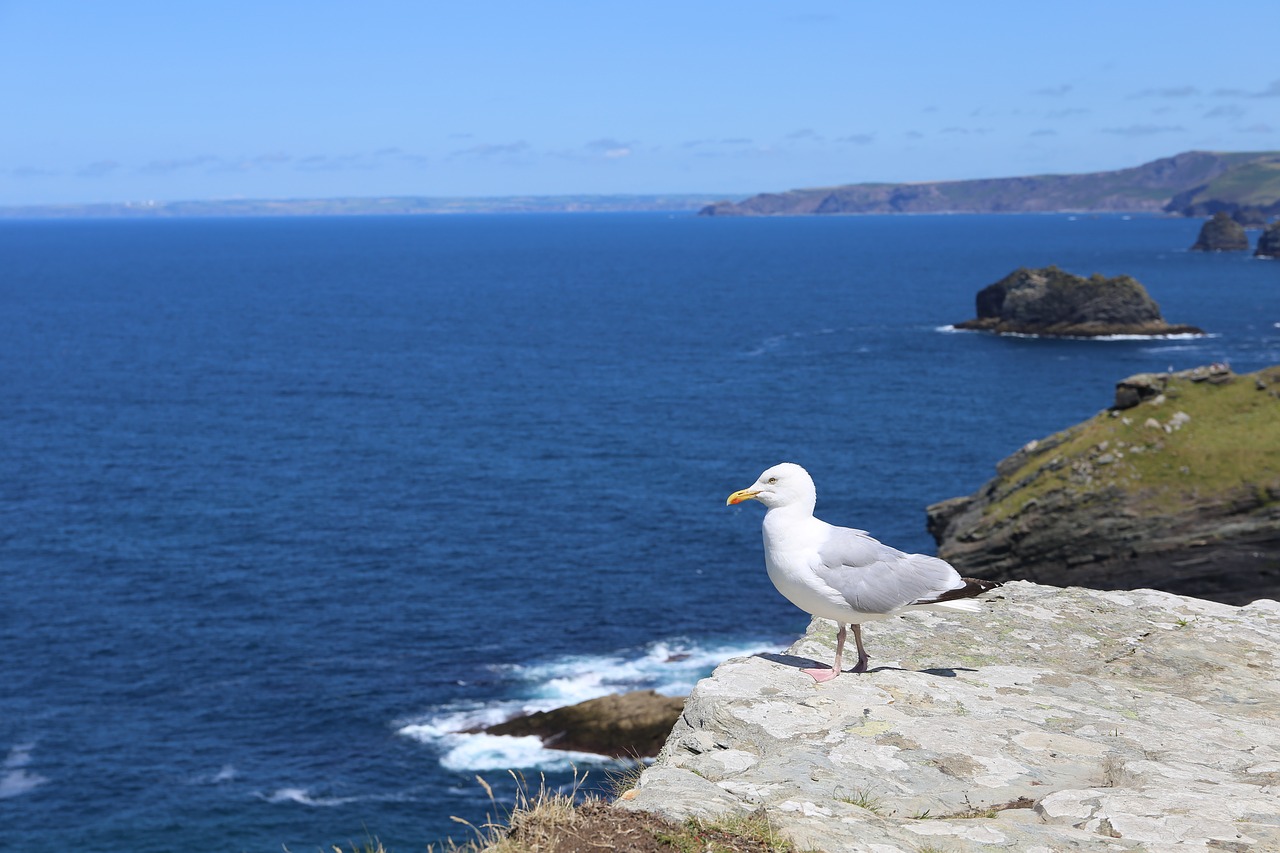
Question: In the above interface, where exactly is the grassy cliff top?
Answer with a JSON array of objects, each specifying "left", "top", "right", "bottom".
[{"left": 989, "top": 365, "right": 1280, "bottom": 521}]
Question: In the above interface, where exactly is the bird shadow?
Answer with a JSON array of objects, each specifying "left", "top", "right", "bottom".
[{"left": 755, "top": 653, "right": 975, "bottom": 679}]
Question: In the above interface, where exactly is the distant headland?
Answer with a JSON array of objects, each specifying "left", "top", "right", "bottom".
[
  {"left": 0, "top": 193, "right": 738, "bottom": 219},
  {"left": 700, "top": 150, "right": 1280, "bottom": 218}
]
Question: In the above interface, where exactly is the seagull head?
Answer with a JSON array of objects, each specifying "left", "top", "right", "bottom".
[{"left": 726, "top": 462, "right": 817, "bottom": 511}]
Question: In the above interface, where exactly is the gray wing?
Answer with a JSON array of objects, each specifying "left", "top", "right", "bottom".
[{"left": 811, "top": 525, "right": 964, "bottom": 614}]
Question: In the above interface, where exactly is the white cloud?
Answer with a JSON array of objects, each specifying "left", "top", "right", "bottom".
[{"left": 1100, "top": 124, "right": 1186, "bottom": 136}]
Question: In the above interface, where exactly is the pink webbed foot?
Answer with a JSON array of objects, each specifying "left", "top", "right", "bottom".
[{"left": 802, "top": 667, "right": 841, "bottom": 683}]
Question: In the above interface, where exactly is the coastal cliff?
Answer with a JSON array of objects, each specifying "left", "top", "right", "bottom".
[
  {"left": 699, "top": 150, "right": 1280, "bottom": 217},
  {"left": 620, "top": 582, "right": 1280, "bottom": 852},
  {"left": 926, "top": 365, "right": 1280, "bottom": 604}
]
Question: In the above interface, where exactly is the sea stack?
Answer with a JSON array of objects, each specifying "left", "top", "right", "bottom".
[
  {"left": 1191, "top": 211, "right": 1248, "bottom": 251},
  {"left": 951, "top": 266, "right": 1203, "bottom": 338},
  {"left": 1256, "top": 222, "right": 1280, "bottom": 259}
]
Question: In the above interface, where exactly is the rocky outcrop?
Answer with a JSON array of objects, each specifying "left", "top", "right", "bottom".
[
  {"left": 926, "top": 365, "right": 1280, "bottom": 604},
  {"left": 620, "top": 582, "right": 1280, "bottom": 852},
  {"left": 951, "top": 266, "right": 1204, "bottom": 338},
  {"left": 1256, "top": 222, "right": 1280, "bottom": 258},
  {"left": 480, "top": 689, "right": 684, "bottom": 758},
  {"left": 1190, "top": 211, "right": 1249, "bottom": 251}
]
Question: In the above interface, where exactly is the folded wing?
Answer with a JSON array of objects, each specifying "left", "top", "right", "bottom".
[{"left": 811, "top": 525, "right": 966, "bottom": 615}]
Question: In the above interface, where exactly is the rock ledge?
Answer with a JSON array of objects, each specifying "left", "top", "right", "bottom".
[{"left": 621, "top": 582, "right": 1280, "bottom": 852}]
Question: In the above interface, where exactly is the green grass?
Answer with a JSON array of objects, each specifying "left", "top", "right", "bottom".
[
  {"left": 838, "top": 788, "right": 885, "bottom": 815},
  {"left": 981, "top": 367, "right": 1280, "bottom": 523},
  {"left": 1193, "top": 160, "right": 1280, "bottom": 206}
]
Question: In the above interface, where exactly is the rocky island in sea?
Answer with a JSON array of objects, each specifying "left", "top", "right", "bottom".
[
  {"left": 927, "top": 364, "right": 1280, "bottom": 604},
  {"left": 1256, "top": 221, "right": 1280, "bottom": 258},
  {"left": 950, "top": 266, "right": 1203, "bottom": 338},
  {"left": 1190, "top": 210, "right": 1249, "bottom": 251}
]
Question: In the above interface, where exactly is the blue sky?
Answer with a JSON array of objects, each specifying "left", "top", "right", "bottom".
[{"left": 2, "top": 0, "right": 1278, "bottom": 205}]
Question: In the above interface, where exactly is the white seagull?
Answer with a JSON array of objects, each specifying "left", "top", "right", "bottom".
[{"left": 727, "top": 462, "right": 999, "bottom": 682}]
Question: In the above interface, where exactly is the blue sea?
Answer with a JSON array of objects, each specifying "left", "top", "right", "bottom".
[{"left": 2, "top": 212, "right": 1276, "bottom": 852}]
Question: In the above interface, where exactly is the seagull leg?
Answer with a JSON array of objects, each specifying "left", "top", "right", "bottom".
[
  {"left": 850, "top": 624, "right": 870, "bottom": 673},
  {"left": 803, "top": 623, "right": 846, "bottom": 683}
]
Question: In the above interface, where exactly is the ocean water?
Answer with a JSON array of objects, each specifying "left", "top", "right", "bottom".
[{"left": 1, "top": 213, "right": 1276, "bottom": 852}]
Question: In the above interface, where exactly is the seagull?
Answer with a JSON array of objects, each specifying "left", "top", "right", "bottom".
[{"left": 727, "top": 462, "right": 1000, "bottom": 682}]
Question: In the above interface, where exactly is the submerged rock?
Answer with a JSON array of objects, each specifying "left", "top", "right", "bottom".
[
  {"left": 481, "top": 689, "right": 684, "bottom": 758},
  {"left": 926, "top": 365, "right": 1280, "bottom": 604},
  {"left": 620, "top": 582, "right": 1280, "bottom": 852},
  {"left": 952, "top": 266, "right": 1203, "bottom": 338},
  {"left": 1190, "top": 210, "right": 1249, "bottom": 251},
  {"left": 1256, "top": 221, "right": 1280, "bottom": 258}
]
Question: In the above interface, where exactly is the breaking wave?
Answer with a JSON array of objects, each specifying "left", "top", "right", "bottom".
[
  {"left": 397, "top": 637, "right": 777, "bottom": 772},
  {"left": 0, "top": 743, "right": 48, "bottom": 800}
]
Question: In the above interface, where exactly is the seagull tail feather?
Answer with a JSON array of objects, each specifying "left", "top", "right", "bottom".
[{"left": 908, "top": 577, "right": 1002, "bottom": 609}]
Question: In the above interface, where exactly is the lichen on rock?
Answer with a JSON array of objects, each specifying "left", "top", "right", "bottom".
[{"left": 620, "top": 582, "right": 1280, "bottom": 852}]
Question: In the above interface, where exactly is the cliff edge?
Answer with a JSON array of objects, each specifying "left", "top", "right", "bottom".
[
  {"left": 620, "top": 582, "right": 1280, "bottom": 852},
  {"left": 927, "top": 365, "right": 1280, "bottom": 604}
]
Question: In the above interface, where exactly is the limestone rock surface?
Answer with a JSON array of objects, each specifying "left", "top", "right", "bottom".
[{"left": 620, "top": 582, "right": 1280, "bottom": 852}]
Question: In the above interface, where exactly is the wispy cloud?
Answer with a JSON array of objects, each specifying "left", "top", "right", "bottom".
[
  {"left": 1032, "top": 84, "right": 1072, "bottom": 97},
  {"left": 11, "top": 166, "right": 59, "bottom": 178},
  {"left": 140, "top": 155, "right": 220, "bottom": 175},
  {"left": 584, "top": 138, "right": 632, "bottom": 158},
  {"left": 451, "top": 140, "right": 531, "bottom": 157},
  {"left": 1100, "top": 124, "right": 1186, "bottom": 136},
  {"left": 1030, "top": 129, "right": 1057, "bottom": 137},
  {"left": 1128, "top": 85, "right": 1198, "bottom": 99},
  {"left": 836, "top": 133, "right": 875, "bottom": 145},
  {"left": 77, "top": 160, "right": 121, "bottom": 178},
  {"left": 1046, "top": 108, "right": 1090, "bottom": 118},
  {"left": 1204, "top": 104, "right": 1247, "bottom": 120},
  {"left": 1213, "top": 78, "right": 1280, "bottom": 98},
  {"left": 1253, "top": 78, "right": 1280, "bottom": 98},
  {"left": 1240, "top": 122, "right": 1274, "bottom": 133},
  {"left": 785, "top": 128, "right": 821, "bottom": 141}
]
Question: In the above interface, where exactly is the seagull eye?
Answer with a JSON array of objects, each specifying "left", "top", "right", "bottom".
[{"left": 767, "top": 477, "right": 778, "bottom": 485}]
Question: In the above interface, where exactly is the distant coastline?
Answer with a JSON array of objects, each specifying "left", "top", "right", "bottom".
[
  {"left": 699, "top": 150, "right": 1280, "bottom": 218},
  {"left": 0, "top": 193, "right": 740, "bottom": 219}
]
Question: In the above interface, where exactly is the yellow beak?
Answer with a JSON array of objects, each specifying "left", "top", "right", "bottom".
[{"left": 726, "top": 488, "right": 760, "bottom": 506}]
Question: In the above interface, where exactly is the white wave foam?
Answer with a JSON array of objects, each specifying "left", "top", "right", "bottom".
[
  {"left": 510, "top": 637, "right": 776, "bottom": 708},
  {"left": 261, "top": 786, "right": 414, "bottom": 808},
  {"left": 263, "top": 787, "right": 366, "bottom": 807},
  {"left": 433, "top": 733, "right": 611, "bottom": 773},
  {"left": 398, "top": 637, "right": 778, "bottom": 773},
  {"left": 935, "top": 325, "right": 1210, "bottom": 342},
  {"left": 0, "top": 744, "right": 48, "bottom": 800}
]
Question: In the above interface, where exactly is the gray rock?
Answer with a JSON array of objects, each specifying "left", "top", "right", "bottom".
[
  {"left": 620, "top": 582, "right": 1280, "bottom": 852},
  {"left": 1257, "top": 222, "right": 1280, "bottom": 259},
  {"left": 951, "top": 266, "right": 1203, "bottom": 338},
  {"left": 1190, "top": 211, "right": 1249, "bottom": 251}
]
